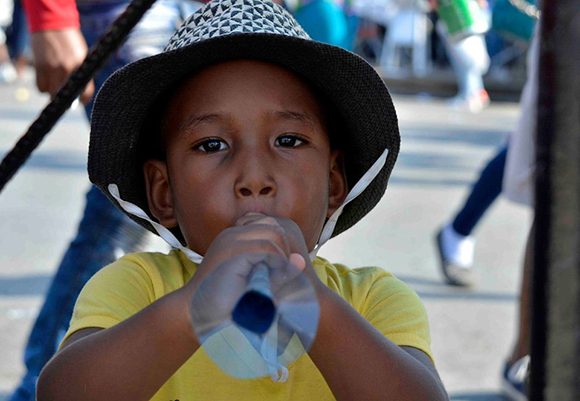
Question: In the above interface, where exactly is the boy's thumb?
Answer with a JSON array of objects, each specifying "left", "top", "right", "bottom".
[{"left": 289, "top": 253, "right": 306, "bottom": 271}]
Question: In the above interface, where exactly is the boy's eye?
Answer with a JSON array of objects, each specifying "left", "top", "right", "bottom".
[
  {"left": 275, "top": 134, "right": 305, "bottom": 148},
  {"left": 194, "top": 138, "right": 228, "bottom": 153}
]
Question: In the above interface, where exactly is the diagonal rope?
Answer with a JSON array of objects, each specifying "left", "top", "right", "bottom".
[{"left": 0, "top": 0, "right": 158, "bottom": 194}]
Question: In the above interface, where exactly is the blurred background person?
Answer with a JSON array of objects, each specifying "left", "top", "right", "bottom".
[
  {"left": 0, "top": 0, "right": 19, "bottom": 84},
  {"left": 435, "top": 143, "right": 507, "bottom": 286},
  {"left": 291, "top": 0, "right": 359, "bottom": 50},
  {"left": 8, "top": 1, "right": 202, "bottom": 400},
  {"left": 500, "top": 17, "right": 539, "bottom": 400},
  {"left": 435, "top": 18, "right": 539, "bottom": 399},
  {"left": 5, "top": 0, "right": 29, "bottom": 78},
  {"left": 432, "top": 0, "right": 491, "bottom": 112}
]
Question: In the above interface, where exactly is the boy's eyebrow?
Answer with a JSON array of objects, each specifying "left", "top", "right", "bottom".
[
  {"left": 176, "top": 110, "right": 320, "bottom": 133},
  {"left": 271, "top": 110, "right": 319, "bottom": 127},
  {"left": 178, "top": 113, "right": 222, "bottom": 132}
]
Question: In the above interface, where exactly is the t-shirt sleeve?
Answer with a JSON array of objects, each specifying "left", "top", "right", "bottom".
[
  {"left": 22, "top": 0, "right": 80, "bottom": 32},
  {"left": 359, "top": 270, "right": 433, "bottom": 362},
  {"left": 63, "top": 258, "right": 157, "bottom": 343}
]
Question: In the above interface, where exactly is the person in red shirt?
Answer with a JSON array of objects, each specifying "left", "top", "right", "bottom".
[{"left": 22, "top": 0, "right": 94, "bottom": 101}]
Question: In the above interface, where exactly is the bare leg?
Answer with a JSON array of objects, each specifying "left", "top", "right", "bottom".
[
  {"left": 0, "top": 42, "right": 18, "bottom": 83},
  {"left": 508, "top": 223, "right": 533, "bottom": 363},
  {"left": 0, "top": 42, "right": 10, "bottom": 63}
]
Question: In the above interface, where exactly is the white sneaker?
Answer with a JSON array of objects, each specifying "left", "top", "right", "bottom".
[
  {"left": 435, "top": 224, "right": 476, "bottom": 286},
  {"left": 502, "top": 356, "right": 529, "bottom": 401},
  {"left": 0, "top": 62, "right": 17, "bottom": 84},
  {"left": 448, "top": 89, "right": 490, "bottom": 113}
]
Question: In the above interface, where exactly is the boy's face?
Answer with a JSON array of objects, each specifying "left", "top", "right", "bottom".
[{"left": 144, "top": 60, "right": 346, "bottom": 254}]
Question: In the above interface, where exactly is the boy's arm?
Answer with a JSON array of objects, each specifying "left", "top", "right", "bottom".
[
  {"left": 36, "top": 214, "right": 306, "bottom": 401},
  {"left": 230, "top": 215, "right": 447, "bottom": 400},
  {"left": 309, "top": 287, "right": 448, "bottom": 401},
  {"left": 37, "top": 287, "right": 199, "bottom": 401},
  {"left": 220, "top": 215, "right": 447, "bottom": 400},
  {"left": 38, "top": 213, "right": 446, "bottom": 401}
]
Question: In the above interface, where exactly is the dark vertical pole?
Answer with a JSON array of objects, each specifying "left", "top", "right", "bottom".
[{"left": 532, "top": 0, "right": 580, "bottom": 399}]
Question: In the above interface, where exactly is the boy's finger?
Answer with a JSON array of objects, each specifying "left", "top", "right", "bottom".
[
  {"left": 231, "top": 216, "right": 291, "bottom": 252},
  {"left": 242, "top": 252, "right": 290, "bottom": 269},
  {"left": 235, "top": 224, "right": 290, "bottom": 255},
  {"left": 289, "top": 253, "right": 306, "bottom": 271},
  {"left": 234, "top": 238, "right": 288, "bottom": 258},
  {"left": 202, "top": 224, "right": 290, "bottom": 273}
]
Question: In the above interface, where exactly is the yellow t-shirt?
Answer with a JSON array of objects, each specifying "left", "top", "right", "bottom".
[{"left": 65, "top": 250, "right": 432, "bottom": 401}]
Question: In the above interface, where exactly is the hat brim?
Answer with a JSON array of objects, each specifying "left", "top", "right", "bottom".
[{"left": 89, "top": 33, "right": 399, "bottom": 240}]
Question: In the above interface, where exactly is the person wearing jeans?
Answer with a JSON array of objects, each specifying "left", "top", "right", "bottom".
[
  {"left": 435, "top": 144, "right": 507, "bottom": 286},
  {"left": 9, "top": 1, "right": 201, "bottom": 400},
  {"left": 436, "top": 23, "right": 540, "bottom": 398}
]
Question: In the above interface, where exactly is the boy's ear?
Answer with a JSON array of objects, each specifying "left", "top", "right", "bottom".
[
  {"left": 327, "top": 150, "right": 348, "bottom": 218},
  {"left": 143, "top": 160, "right": 178, "bottom": 228}
]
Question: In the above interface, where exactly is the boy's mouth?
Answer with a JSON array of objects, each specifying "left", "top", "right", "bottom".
[
  {"left": 242, "top": 211, "right": 267, "bottom": 217},
  {"left": 234, "top": 211, "right": 276, "bottom": 228},
  {"left": 238, "top": 202, "right": 274, "bottom": 218},
  {"left": 234, "top": 207, "right": 282, "bottom": 226}
]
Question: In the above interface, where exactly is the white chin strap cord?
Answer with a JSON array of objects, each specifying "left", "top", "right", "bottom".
[
  {"left": 312, "top": 148, "right": 389, "bottom": 257},
  {"left": 108, "top": 184, "right": 203, "bottom": 263},
  {"left": 108, "top": 148, "right": 388, "bottom": 264}
]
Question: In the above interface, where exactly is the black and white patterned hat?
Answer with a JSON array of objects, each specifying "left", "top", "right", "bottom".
[{"left": 89, "top": 0, "right": 400, "bottom": 242}]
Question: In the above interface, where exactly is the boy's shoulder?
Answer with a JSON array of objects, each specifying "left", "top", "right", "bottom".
[
  {"left": 314, "top": 257, "right": 430, "bottom": 358},
  {"left": 313, "top": 257, "right": 416, "bottom": 303},
  {"left": 313, "top": 256, "right": 396, "bottom": 281},
  {"left": 93, "top": 250, "right": 196, "bottom": 295},
  {"left": 115, "top": 249, "right": 191, "bottom": 267}
]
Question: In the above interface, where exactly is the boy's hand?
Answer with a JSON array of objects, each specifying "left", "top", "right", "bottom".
[
  {"left": 189, "top": 252, "right": 307, "bottom": 338},
  {"left": 186, "top": 213, "right": 322, "bottom": 340},
  {"left": 190, "top": 213, "right": 312, "bottom": 290}
]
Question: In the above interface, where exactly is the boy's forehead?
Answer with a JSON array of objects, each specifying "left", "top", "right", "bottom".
[
  {"left": 180, "top": 60, "right": 317, "bottom": 99},
  {"left": 164, "top": 59, "right": 331, "bottom": 129}
]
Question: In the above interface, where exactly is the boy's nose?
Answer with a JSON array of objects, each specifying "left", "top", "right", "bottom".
[
  {"left": 234, "top": 156, "right": 277, "bottom": 198},
  {"left": 237, "top": 185, "right": 274, "bottom": 197}
]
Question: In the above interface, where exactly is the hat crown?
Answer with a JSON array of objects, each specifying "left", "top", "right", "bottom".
[{"left": 164, "top": 0, "right": 310, "bottom": 52}]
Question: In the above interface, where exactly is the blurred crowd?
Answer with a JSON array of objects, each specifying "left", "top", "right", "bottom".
[{"left": 1, "top": 0, "right": 533, "bottom": 104}]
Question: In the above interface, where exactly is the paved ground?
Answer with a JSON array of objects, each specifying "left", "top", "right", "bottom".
[{"left": 0, "top": 74, "right": 530, "bottom": 400}]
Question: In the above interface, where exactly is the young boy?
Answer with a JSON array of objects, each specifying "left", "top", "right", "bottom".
[{"left": 37, "top": 0, "right": 448, "bottom": 400}]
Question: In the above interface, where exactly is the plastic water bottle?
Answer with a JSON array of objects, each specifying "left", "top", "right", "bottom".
[{"left": 190, "top": 259, "right": 320, "bottom": 381}]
